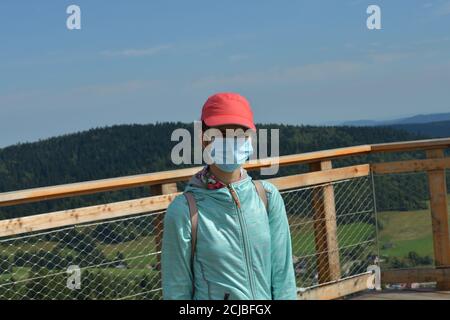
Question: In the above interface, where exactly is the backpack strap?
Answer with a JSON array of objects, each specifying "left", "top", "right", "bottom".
[
  {"left": 183, "top": 191, "right": 198, "bottom": 296},
  {"left": 252, "top": 180, "right": 268, "bottom": 212}
]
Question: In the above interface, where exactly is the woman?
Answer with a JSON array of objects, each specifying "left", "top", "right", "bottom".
[{"left": 161, "top": 92, "right": 297, "bottom": 300}]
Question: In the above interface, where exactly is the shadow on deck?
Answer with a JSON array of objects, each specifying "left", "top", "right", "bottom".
[{"left": 349, "top": 289, "right": 450, "bottom": 300}]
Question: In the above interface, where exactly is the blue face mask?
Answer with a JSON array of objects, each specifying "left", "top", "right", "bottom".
[{"left": 209, "top": 136, "right": 254, "bottom": 172}]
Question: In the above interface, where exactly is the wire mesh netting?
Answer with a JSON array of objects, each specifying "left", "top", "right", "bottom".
[
  {"left": 0, "top": 175, "right": 378, "bottom": 299},
  {"left": 372, "top": 171, "right": 436, "bottom": 271},
  {"left": 0, "top": 211, "right": 164, "bottom": 300},
  {"left": 284, "top": 175, "right": 377, "bottom": 289}
]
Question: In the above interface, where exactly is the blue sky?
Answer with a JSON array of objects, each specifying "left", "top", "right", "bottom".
[{"left": 0, "top": 0, "right": 450, "bottom": 147}]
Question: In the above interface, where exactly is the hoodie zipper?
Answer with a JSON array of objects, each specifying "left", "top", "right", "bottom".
[
  {"left": 228, "top": 185, "right": 241, "bottom": 208},
  {"left": 227, "top": 184, "right": 256, "bottom": 299}
]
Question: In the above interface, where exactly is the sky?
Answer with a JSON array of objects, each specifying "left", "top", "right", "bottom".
[{"left": 0, "top": 0, "right": 450, "bottom": 147}]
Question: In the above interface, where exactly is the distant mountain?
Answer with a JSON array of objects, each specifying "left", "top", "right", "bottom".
[
  {"left": 389, "top": 120, "right": 450, "bottom": 138},
  {"left": 339, "top": 120, "right": 380, "bottom": 126},
  {"left": 341, "top": 112, "right": 450, "bottom": 126},
  {"left": 394, "top": 113, "right": 450, "bottom": 125}
]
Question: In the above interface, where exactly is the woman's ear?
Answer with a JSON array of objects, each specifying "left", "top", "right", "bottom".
[
  {"left": 200, "top": 130, "right": 207, "bottom": 149},
  {"left": 201, "top": 136, "right": 207, "bottom": 149}
]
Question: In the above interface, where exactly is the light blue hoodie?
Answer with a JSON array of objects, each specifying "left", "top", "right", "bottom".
[{"left": 161, "top": 167, "right": 297, "bottom": 300}]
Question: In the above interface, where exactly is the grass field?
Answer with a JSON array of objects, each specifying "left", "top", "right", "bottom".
[
  {"left": 377, "top": 194, "right": 450, "bottom": 259},
  {"left": 290, "top": 220, "right": 375, "bottom": 257},
  {"left": 377, "top": 209, "right": 433, "bottom": 257}
]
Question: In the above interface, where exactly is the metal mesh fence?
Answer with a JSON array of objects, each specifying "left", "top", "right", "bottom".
[
  {"left": 0, "top": 175, "right": 377, "bottom": 299},
  {"left": 0, "top": 211, "right": 164, "bottom": 300},
  {"left": 372, "top": 171, "right": 435, "bottom": 272},
  {"left": 284, "top": 175, "right": 377, "bottom": 289}
]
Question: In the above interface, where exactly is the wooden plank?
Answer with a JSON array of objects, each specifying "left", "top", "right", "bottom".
[
  {"left": 0, "top": 145, "right": 371, "bottom": 208},
  {"left": 0, "top": 166, "right": 201, "bottom": 208},
  {"left": 244, "top": 144, "right": 371, "bottom": 170},
  {"left": 372, "top": 157, "right": 450, "bottom": 174},
  {"left": 371, "top": 137, "right": 450, "bottom": 153},
  {"left": 0, "top": 193, "right": 180, "bottom": 238},
  {"left": 309, "top": 160, "right": 341, "bottom": 283},
  {"left": 382, "top": 268, "right": 450, "bottom": 284},
  {"left": 269, "top": 164, "right": 370, "bottom": 190},
  {"left": 426, "top": 149, "right": 450, "bottom": 290},
  {"left": 297, "top": 273, "right": 374, "bottom": 300},
  {"left": 0, "top": 165, "right": 369, "bottom": 238},
  {"left": 151, "top": 183, "right": 178, "bottom": 271}
]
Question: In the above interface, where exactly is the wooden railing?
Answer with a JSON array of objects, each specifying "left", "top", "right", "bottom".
[{"left": 0, "top": 137, "right": 450, "bottom": 299}]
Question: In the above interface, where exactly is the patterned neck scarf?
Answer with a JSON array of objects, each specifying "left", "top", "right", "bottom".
[{"left": 195, "top": 165, "right": 242, "bottom": 190}]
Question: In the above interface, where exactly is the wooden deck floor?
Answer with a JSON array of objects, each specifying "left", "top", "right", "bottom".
[{"left": 349, "top": 289, "right": 450, "bottom": 300}]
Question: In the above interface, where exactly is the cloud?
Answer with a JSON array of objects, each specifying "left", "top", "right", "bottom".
[
  {"left": 0, "top": 80, "right": 161, "bottom": 110},
  {"left": 347, "top": 0, "right": 366, "bottom": 6},
  {"left": 435, "top": 1, "right": 450, "bottom": 15},
  {"left": 191, "top": 61, "right": 365, "bottom": 88},
  {"left": 229, "top": 54, "right": 249, "bottom": 63},
  {"left": 368, "top": 52, "right": 411, "bottom": 63},
  {"left": 74, "top": 80, "right": 161, "bottom": 95},
  {"left": 101, "top": 45, "right": 172, "bottom": 57}
]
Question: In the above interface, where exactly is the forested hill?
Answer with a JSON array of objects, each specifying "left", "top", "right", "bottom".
[
  {"left": 0, "top": 122, "right": 426, "bottom": 193},
  {"left": 390, "top": 120, "right": 450, "bottom": 138}
]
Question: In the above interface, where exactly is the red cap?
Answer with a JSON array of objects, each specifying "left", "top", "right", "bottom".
[{"left": 201, "top": 93, "right": 256, "bottom": 131}]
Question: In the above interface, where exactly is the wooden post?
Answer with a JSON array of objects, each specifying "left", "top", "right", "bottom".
[
  {"left": 151, "top": 182, "right": 178, "bottom": 270},
  {"left": 426, "top": 149, "right": 450, "bottom": 290},
  {"left": 309, "top": 160, "right": 341, "bottom": 283}
]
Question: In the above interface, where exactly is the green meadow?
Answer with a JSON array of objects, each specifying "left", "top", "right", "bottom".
[{"left": 377, "top": 194, "right": 450, "bottom": 260}]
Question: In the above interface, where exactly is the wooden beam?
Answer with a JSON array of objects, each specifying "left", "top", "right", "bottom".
[
  {"left": 269, "top": 164, "right": 370, "bottom": 190},
  {"left": 297, "top": 273, "right": 374, "bottom": 300},
  {"left": 244, "top": 145, "right": 371, "bottom": 170},
  {"left": 426, "top": 149, "right": 450, "bottom": 290},
  {"left": 0, "top": 145, "right": 371, "bottom": 208},
  {"left": 371, "top": 138, "right": 450, "bottom": 153},
  {"left": 151, "top": 183, "right": 178, "bottom": 271},
  {"left": 0, "top": 193, "right": 180, "bottom": 238},
  {"left": 0, "top": 167, "right": 201, "bottom": 208},
  {"left": 372, "top": 157, "right": 450, "bottom": 174},
  {"left": 309, "top": 160, "right": 341, "bottom": 283},
  {"left": 382, "top": 268, "right": 450, "bottom": 284}
]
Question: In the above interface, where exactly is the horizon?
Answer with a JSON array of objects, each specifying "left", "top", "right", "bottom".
[
  {"left": 2, "top": 111, "right": 447, "bottom": 150},
  {"left": 1, "top": 0, "right": 450, "bottom": 147}
]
